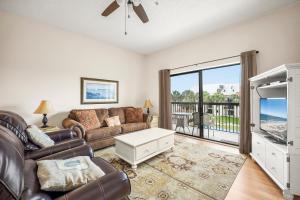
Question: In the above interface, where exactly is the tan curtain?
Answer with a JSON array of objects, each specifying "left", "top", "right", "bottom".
[
  {"left": 159, "top": 69, "right": 172, "bottom": 129},
  {"left": 239, "top": 50, "right": 257, "bottom": 154}
]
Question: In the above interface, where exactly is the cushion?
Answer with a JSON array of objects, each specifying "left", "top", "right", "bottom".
[
  {"left": 74, "top": 110, "right": 100, "bottom": 131},
  {"left": 105, "top": 116, "right": 121, "bottom": 127},
  {"left": 121, "top": 122, "right": 147, "bottom": 133},
  {"left": 0, "top": 110, "right": 28, "bottom": 144},
  {"left": 26, "top": 125, "right": 55, "bottom": 148},
  {"left": 91, "top": 157, "right": 117, "bottom": 174},
  {"left": 24, "top": 141, "right": 40, "bottom": 151},
  {"left": 85, "top": 126, "right": 122, "bottom": 142},
  {"left": 95, "top": 109, "right": 109, "bottom": 127},
  {"left": 37, "top": 156, "right": 105, "bottom": 192},
  {"left": 108, "top": 108, "right": 126, "bottom": 124},
  {"left": 125, "top": 108, "right": 144, "bottom": 123}
]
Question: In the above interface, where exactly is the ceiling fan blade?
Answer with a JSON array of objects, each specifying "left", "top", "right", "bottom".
[
  {"left": 101, "top": 1, "right": 120, "bottom": 16},
  {"left": 133, "top": 4, "right": 149, "bottom": 23}
]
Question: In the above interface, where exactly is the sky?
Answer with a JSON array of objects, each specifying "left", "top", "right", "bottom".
[
  {"left": 171, "top": 64, "right": 241, "bottom": 94},
  {"left": 260, "top": 98, "right": 287, "bottom": 119}
]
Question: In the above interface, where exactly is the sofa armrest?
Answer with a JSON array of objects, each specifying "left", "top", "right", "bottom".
[
  {"left": 37, "top": 144, "right": 94, "bottom": 160},
  {"left": 62, "top": 118, "right": 85, "bottom": 138},
  {"left": 25, "top": 138, "right": 85, "bottom": 160},
  {"left": 46, "top": 129, "right": 74, "bottom": 143},
  {"left": 56, "top": 171, "right": 131, "bottom": 200}
]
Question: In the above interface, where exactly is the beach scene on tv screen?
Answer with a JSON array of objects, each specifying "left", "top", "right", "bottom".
[{"left": 260, "top": 99, "right": 287, "bottom": 138}]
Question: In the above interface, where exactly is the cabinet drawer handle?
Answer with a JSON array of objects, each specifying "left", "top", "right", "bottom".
[
  {"left": 257, "top": 142, "right": 260, "bottom": 145},
  {"left": 272, "top": 152, "right": 276, "bottom": 156},
  {"left": 271, "top": 166, "right": 276, "bottom": 170},
  {"left": 257, "top": 153, "right": 260, "bottom": 156},
  {"left": 165, "top": 141, "right": 169, "bottom": 145}
]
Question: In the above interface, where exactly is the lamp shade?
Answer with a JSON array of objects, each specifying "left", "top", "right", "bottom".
[
  {"left": 143, "top": 99, "right": 153, "bottom": 109},
  {"left": 34, "top": 100, "right": 55, "bottom": 114}
]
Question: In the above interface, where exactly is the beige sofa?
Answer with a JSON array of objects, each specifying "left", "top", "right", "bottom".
[{"left": 62, "top": 107, "right": 150, "bottom": 150}]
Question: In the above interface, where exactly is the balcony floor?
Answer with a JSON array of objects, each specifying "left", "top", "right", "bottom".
[{"left": 172, "top": 124, "right": 239, "bottom": 145}]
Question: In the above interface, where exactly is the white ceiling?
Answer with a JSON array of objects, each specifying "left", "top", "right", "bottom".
[{"left": 0, "top": 0, "right": 296, "bottom": 55}]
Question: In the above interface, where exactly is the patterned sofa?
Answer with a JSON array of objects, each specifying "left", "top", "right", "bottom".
[{"left": 62, "top": 107, "right": 150, "bottom": 150}]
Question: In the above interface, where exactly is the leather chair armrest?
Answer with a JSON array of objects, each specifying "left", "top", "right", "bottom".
[
  {"left": 62, "top": 118, "right": 85, "bottom": 138},
  {"left": 46, "top": 129, "right": 74, "bottom": 143},
  {"left": 37, "top": 144, "right": 94, "bottom": 160},
  {"left": 25, "top": 138, "right": 85, "bottom": 160},
  {"left": 56, "top": 171, "right": 131, "bottom": 200}
]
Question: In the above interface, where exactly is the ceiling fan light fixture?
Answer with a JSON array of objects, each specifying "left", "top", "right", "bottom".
[
  {"left": 116, "top": 0, "right": 124, "bottom": 6},
  {"left": 132, "top": 0, "right": 141, "bottom": 7}
]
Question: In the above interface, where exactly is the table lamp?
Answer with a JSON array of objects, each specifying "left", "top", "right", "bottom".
[
  {"left": 143, "top": 99, "right": 153, "bottom": 114},
  {"left": 34, "top": 100, "right": 55, "bottom": 128}
]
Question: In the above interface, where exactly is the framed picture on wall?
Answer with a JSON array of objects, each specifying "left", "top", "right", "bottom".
[{"left": 81, "top": 77, "right": 119, "bottom": 104}]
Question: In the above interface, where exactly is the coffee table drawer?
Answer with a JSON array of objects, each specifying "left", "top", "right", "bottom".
[
  {"left": 158, "top": 135, "right": 174, "bottom": 150},
  {"left": 136, "top": 141, "right": 157, "bottom": 160}
]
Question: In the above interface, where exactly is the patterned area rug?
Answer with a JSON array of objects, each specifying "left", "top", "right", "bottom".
[{"left": 95, "top": 137, "right": 245, "bottom": 200}]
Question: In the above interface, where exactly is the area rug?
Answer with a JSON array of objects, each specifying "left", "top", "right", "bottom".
[{"left": 94, "top": 137, "right": 245, "bottom": 200}]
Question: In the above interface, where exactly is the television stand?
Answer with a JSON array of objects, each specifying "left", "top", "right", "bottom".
[{"left": 249, "top": 63, "right": 300, "bottom": 199}]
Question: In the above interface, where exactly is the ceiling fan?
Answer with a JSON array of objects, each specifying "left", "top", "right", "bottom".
[{"left": 101, "top": 0, "right": 149, "bottom": 23}]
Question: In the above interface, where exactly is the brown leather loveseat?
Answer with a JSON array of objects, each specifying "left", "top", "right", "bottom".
[
  {"left": 0, "top": 125, "right": 131, "bottom": 200},
  {"left": 63, "top": 107, "right": 150, "bottom": 150}
]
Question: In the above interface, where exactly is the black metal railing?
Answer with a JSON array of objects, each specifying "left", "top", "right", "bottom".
[{"left": 171, "top": 102, "right": 240, "bottom": 133}]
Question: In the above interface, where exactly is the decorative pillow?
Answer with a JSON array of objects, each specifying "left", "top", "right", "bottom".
[
  {"left": 108, "top": 108, "right": 126, "bottom": 124},
  {"left": 125, "top": 108, "right": 144, "bottom": 123},
  {"left": 26, "top": 125, "right": 54, "bottom": 148},
  {"left": 37, "top": 156, "right": 105, "bottom": 192},
  {"left": 74, "top": 110, "right": 100, "bottom": 131},
  {"left": 105, "top": 116, "right": 121, "bottom": 127},
  {"left": 24, "top": 141, "right": 40, "bottom": 151},
  {"left": 95, "top": 109, "right": 109, "bottom": 127}
]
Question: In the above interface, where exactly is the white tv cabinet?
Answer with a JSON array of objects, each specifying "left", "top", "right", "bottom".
[{"left": 249, "top": 63, "right": 300, "bottom": 199}]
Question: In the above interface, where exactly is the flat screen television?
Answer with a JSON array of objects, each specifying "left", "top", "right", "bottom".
[{"left": 260, "top": 98, "right": 287, "bottom": 143}]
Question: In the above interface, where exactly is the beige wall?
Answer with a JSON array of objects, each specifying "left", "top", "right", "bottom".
[
  {"left": 1, "top": 2, "right": 300, "bottom": 125},
  {"left": 0, "top": 11, "right": 145, "bottom": 126},
  {"left": 144, "top": 2, "right": 300, "bottom": 113}
]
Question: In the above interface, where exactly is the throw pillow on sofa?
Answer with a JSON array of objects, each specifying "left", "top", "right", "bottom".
[
  {"left": 26, "top": 125, "right": 55, "bottom": 148},
  {"left": 74, "top": 110, "right": 100, "bottom": 131},
  {"left": 125, "top": 108, "right": 143, "bottom": 123},
  {"left": 105, "top": 116, "right": 121, "bottom": 127},
  {"left": 37, "top": 156, "right": 105, "bottom": 192}
]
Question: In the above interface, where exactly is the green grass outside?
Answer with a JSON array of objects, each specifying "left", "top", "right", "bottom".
[{"left": 213, "top": 115, "right": 240, "bottom": 132}]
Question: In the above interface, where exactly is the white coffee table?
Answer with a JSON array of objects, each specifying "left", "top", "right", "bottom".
[{"left": 114, "top": 128, "right": 175, "bottom": 170}]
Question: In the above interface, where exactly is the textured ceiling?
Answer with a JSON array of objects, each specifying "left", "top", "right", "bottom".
[{"left": 0, "top": 0, "right": 296, "bottom": 54}]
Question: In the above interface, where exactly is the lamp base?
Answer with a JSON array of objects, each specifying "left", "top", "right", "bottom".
[
  {"left": 41, "top": 114, "right": 48, "bottom": 128},
  {"left": 147, "top": 108, "right": 150, "bottom": 114}
]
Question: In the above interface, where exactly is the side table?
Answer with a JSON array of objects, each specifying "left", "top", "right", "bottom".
[
  {"left": 149, "top": 115, "right": 159, "bottom": 128},
  {"left": 39, "top": 126, "right": 61, "bottom": 133}
]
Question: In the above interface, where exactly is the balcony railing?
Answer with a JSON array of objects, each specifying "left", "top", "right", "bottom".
[{"left": 171, "top": 102, "right": 240, "bottom": 133}]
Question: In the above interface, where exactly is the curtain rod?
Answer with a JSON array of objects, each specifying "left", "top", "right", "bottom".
[{"left": 170, "top": 51, "right": 259, "bottom": 71}]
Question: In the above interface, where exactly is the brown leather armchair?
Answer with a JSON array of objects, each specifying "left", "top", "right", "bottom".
[
  {"left": 0, "top": 125, "right": 131, "bottom": 200},
  {"left": 0, "top": 110, "right": 86, "bottom": 160}
]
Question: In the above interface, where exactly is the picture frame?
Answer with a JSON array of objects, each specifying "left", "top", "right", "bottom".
[{"left": 80, "top": 77, "right": 119, "bottom": 104}]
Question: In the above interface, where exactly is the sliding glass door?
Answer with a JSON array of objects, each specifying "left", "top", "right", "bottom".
[
  {"left": 170, "top": 64, "right": 241, "bottom": 145},
  {"left": 171, "top": 72, "right": 200, "bottom": 136}
]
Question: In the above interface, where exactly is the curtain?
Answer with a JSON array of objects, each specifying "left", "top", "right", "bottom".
[
  {"left": 239, "top": 50, "right": 257, "bottom": 154},
  {"left": 159, "top": 69, "right": 172, "bottom": 129}
]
